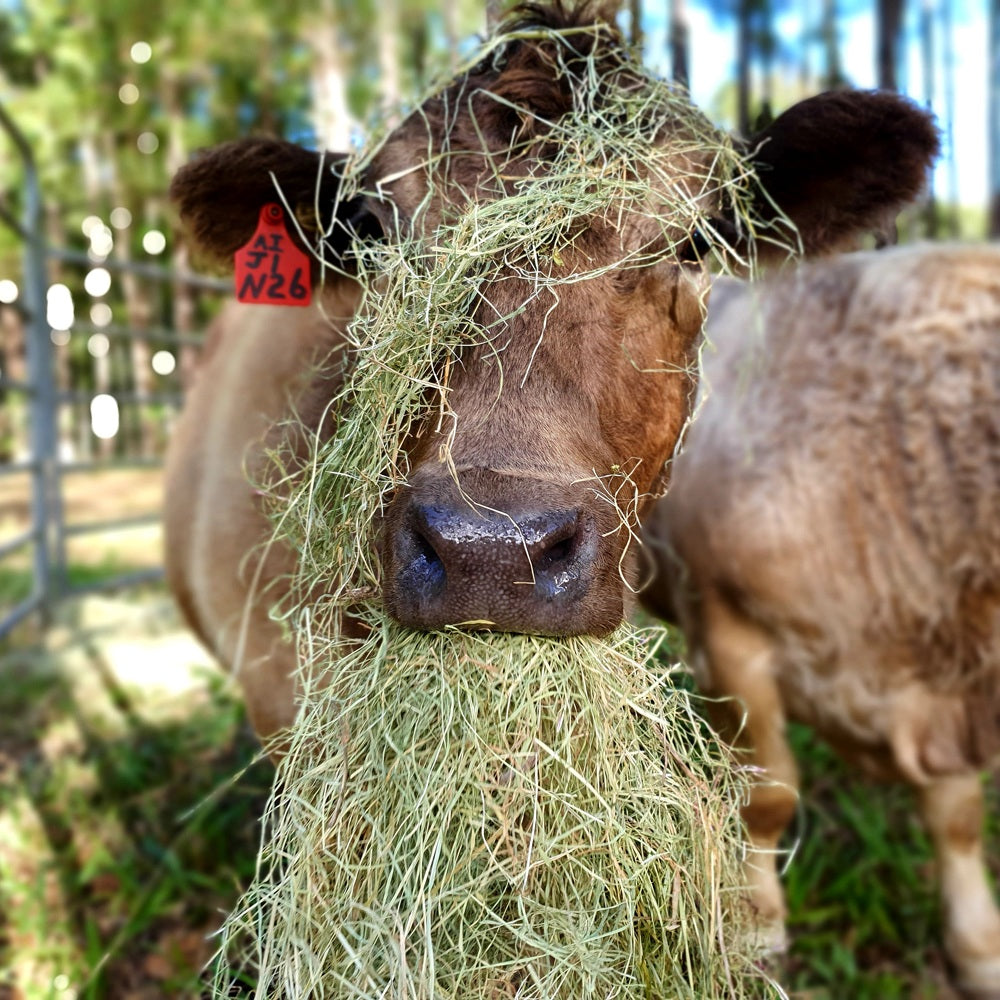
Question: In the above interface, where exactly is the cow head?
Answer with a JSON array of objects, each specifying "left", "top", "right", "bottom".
[{"left": 171, "top": 3, "right": 937, "bottom": 639}]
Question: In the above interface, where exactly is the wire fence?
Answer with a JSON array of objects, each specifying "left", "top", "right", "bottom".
[{"left": 0, "top": 104, "right": 228, "bottom": 638}]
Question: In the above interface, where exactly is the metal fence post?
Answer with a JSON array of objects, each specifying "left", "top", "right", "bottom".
[
  {"left": 0, "top": 104, "right": 228, "bottom": 639},
  {"left": 0, "top": 102, "right": 63, "bottom": 621}
]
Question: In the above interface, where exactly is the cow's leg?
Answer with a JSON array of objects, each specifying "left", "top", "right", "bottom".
[
  {"left": 698, "top": 593, "right": 799, "bottom": 954},
  {"left": 918, "top": 773, "right": 1000, "bottom": 999}
]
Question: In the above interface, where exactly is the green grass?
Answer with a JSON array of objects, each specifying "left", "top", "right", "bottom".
[
  {"left": 777, "top": 722, "right": 998, "bottom": 999},
  {"left": 0, "top": 567, "right": 32, "bottom": 611},
  {"left": 0, "top": 593, "right": 274, "bottom": 999}
]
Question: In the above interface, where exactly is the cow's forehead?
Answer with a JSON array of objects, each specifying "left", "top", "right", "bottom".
[{"left": 350, "top": 27, "right": 751, "bottom": 263}]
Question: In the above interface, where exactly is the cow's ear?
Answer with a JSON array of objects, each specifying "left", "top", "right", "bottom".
[
  {"left": 743, "top": 90, "right": 940, "bottom": 260},
  {"left": 169, "top": 137, "right": 380, "bottom": 273}
]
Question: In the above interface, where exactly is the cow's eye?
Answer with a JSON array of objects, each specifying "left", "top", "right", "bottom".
[{"left": 678, "top": 228, "right": 712, "bottom": 264}]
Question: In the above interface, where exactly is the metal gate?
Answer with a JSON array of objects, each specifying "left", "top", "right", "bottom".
[{"left": 0, "top": 104, "right": 228, "bottom": 638}]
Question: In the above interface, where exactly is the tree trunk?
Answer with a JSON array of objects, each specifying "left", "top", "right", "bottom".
[
  {"left": 306, "top": 0, "right": 358, "bottom": 151},
  {"left": 408, "top": 13, "right": 430, "bottom": 88},
  {"left": 876, "top": 0, "right": 905, "bottom": 90},
  {"left": 670, "top": 0, "right": 690, "bottom": 89},
  {"left": 991, "top": 0, "right": 1000, "bottom": 236},
  {"left": 0, "top": 305, "right": 25, "bottom": 463},
  {"left": 737, "top": 0, "right": 753, "bottom": 135},
  {"left": 821, "top": 0, "right": 844, "bottom": 89},
  {"left": 101, "top": 132, "right": 153, "bottom": 458},
  {"left": 758, "top": 2, "right": 777, "bottom": 129},
  {"left": 444, "top": 0, "right": 460, "bottom": 70},
  {"left": 162, "top": 71, "right": 200, "bottom": 393},
  {"left": 258, "top": 37, "right": 279, "bottom": 136},
  {"left": 378, "top": 0, "right": 402, "bottom": 123},
  {"left": 940, "top": 0, "right": 959, "bottom": 236},
  {"left": 799, "top": 0, "right": 813, "bottom": 89},
  {"left": 628, "top": 0, "right": 643, "bottom": 50},
  {"left": 78, "top": 129, "right": 103, "bottom": 205},
  {"left": 486, "top": 0, "right": 505, "bottom": 33},
  {"left": 171, "top": 244, "right": 201, "bottom": 393},
  {"left": 920, "top": 0, "right": 939, "bottom": 237},
  {"left": 43, "top": 205, "right": 77, "bottom": 461},
  {"left": 0, "top": 306, "right": 25, "bottom": 383}
]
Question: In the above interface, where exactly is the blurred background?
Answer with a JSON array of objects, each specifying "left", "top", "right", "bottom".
[{"left": 0, "top": 2, "right": 997, "bottom": 997}]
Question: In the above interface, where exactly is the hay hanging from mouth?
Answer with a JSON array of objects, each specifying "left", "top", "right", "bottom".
[
  {"left": 209, "top": 12, "right": 793, "bottom": 999},
  {"left": 212, "top": 627, "right": 769, "bottom": 998}
]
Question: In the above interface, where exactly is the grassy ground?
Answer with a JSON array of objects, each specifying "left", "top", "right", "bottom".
[
  {"left": 778, "top": 723, "right": 978, "bottom": 1000},
  {"left": 0, "top": 592, "right": 273, "bottom": 1000},
  {"left": 1, "top": 590, "right": 997, "bottom": 998}
]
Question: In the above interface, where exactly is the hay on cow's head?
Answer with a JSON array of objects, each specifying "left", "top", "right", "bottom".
[{"left": 210, "top": 12, "right": 793, "bottom": 999}]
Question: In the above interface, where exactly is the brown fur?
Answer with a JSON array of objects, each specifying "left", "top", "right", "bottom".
[
  {"left": 169, "top": 140, "right": 365, "bottom": 274},
  {"left": 747, "top": 90, "right": 941, "bottom": 254},
  {"left": 166, "top": 3, "right": 938, "bottom": 747},
  {"left": 643, "top": 243, "right": 1000, "bottom": 993},
  {"left": 163, "top": 284, "right": 365, "bottom": 738}
]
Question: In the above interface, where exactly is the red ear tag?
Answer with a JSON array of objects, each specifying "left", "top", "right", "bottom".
[{"left": 234, "top": 203, "right": 312, "bottom": 307}]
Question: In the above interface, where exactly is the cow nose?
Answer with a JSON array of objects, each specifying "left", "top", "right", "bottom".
[
  {"left": 383, "top": 498, "right": 610, "bottom": 635},
  {"left": 411, "top": 503, "right": 589, "bottom": 595}
]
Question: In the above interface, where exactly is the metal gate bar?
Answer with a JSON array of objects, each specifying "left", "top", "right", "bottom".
[
  {"left": 0, "top": 103, "right": 228, "bottom": 640},
  {"left": 0, "top": 102, "right": 61, "bottom": 635}
]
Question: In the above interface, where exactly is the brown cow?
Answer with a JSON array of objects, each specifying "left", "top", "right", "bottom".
[
  {"left": 165, "top": 3, "right": 937, "bottom": 745},
  {"left": 642, "top": 243, "right": 1000, "bottom": 997}
]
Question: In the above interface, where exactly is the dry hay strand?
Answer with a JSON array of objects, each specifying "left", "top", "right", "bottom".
[{"left": 210, "top": 15, "right": 795, "bottom": 999}]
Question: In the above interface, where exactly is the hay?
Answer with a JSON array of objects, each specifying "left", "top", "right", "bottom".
[
  {"left": 209, "top": 14, "right": 792, "bottom": 999},
  {"left": 213, "top": 628, "right": 763, "bottom": 998}
]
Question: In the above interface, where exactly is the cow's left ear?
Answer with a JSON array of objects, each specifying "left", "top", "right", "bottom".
[
  {"left": 742, "top": 90, "right": 940, "bottom": 260},
  {"left": 169, "top": 137, "right": 380, "bottom": 273}
]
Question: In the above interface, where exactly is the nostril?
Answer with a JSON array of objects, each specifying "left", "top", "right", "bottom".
[
  {"left": 535, "top": 531, "right": 577, "bottom": 572},
  {"left": 529, "top": 513, "right": 597, "bottom": 602},
  {"left": 414, "top": 529, "right": 442, "bottom": 571},
  {"left": 401, "top": 524, "right": 446, "bottom": 595}
]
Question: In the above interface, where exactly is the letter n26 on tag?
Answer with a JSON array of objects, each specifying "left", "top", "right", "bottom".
[{"left": 234, "top": 203, "right": 312, "bottom": 307}]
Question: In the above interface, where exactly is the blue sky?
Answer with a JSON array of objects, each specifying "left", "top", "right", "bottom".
[{"left": 641, "top": 1, "right": 987, "bottom": 206}]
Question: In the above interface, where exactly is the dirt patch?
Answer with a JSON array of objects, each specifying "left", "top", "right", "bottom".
[{"left": 0, "top": 467, "right": 163, "bottom": 541}]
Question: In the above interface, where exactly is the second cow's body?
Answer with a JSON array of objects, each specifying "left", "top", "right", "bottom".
[{"left": 644, "top": 243, "right": 1000, "bottom": 996}]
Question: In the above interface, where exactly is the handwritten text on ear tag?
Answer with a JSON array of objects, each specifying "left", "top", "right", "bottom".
[{"left": 234, "top": 203, "right": 312, "bottom": 306}]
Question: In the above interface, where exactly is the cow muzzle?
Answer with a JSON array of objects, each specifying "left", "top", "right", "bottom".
[{"left": 380, "top": 469, "right": 625, "bottom": 636}]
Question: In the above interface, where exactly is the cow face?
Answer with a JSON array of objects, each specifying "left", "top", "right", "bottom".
[
  {"left": 376, "top": 237, "right": 711, "bottom": 636},
  {"left": 171, "top": 4, "right": 937, "bottom": 639}
]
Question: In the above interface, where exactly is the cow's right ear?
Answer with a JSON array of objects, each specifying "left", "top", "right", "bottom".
[
  {"left": 169, "top": 137, "right": 381, "bottom": 273},
  {"left": 742, "top": 90, "right": 940, "bottom": 260}
]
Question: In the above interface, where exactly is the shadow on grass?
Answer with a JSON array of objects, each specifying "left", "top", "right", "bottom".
[{"left": 0, "top": 593, "right": 275, "bottom": 999}]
